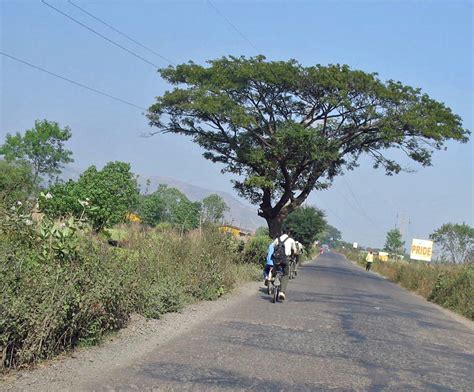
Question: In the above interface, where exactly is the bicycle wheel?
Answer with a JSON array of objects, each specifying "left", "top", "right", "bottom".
[{"left": 272, "top": 283, "right": 279, "bottom": 303}]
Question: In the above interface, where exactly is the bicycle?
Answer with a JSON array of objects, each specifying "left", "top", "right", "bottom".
[
  {"left": 289, "top": 256, "right": 297, "bottom": 280},
  {"left": 268, "top": 266, "right": 284, "bottom": 303}
]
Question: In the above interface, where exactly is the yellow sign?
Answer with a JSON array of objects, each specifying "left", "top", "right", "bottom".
[{"left": 410, "top": 239, "right": 433, "bottom": 262}]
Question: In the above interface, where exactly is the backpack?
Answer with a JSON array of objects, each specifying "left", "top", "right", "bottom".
[{"left": 272, "top": 236, "right": 288, "bottom": 266}]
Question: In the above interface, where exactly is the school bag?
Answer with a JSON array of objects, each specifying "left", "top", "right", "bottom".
[{"left": 272, "top": 236, "right": 288, "bottom": 266}]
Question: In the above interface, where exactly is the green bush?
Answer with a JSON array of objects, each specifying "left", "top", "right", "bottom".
[
  {"left": 429, "top": 267, "right": 474, "bottom": 319},
  {"left": 242, "top": 235, "right": 271, "bottom": 265}
]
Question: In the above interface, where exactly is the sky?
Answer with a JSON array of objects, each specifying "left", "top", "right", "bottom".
[{"left": 1, "top": 0, "right": 473, "bottom": 248}]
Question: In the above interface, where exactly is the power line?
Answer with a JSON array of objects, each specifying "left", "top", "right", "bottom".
[
  {"left": 341, "top": 177, "right": 384, "bottom": 230},
  {"left": 67, "top": 0, "right": 175, "bottom": 66},
  {"left": 41, "top": 0, "right": 160, "bottom": 68},
  {"left": 1, "top": 51, "right": 147, "bottom": 110},
  {"left": 206, "top": 0, "right": 259, "bottom": 53}
]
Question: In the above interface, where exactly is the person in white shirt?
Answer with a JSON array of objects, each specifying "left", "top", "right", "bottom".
[
  {"left": 271, "top": 230, "right": 297, "bottom": 300},
  {"left": 294, "top": 241, "right": 304, "bottom": 271}
]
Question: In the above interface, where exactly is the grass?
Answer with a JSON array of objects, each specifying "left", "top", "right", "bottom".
[{"left": 340, "top": 248, "right": 474, "bottom": 320}]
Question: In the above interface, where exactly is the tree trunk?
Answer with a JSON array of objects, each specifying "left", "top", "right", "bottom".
[{"left": 266, "top": 215, "right": 284, "bottom": 239}]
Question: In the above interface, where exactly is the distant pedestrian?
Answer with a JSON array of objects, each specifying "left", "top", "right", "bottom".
[{"left": 366, "top": 250, "right": 374, "bottom": 271}]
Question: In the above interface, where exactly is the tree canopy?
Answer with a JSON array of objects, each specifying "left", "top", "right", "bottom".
[
  {"left": 138, "top": 185, "right": 201, "bottom": 231},
  {"left": 284, "top": 205, "right": 326, "bottom": 248},
  {"left": 0, "top": 119, "right": 73, "bottom": 183},
  {"left": 0, "top": 160, "right": 36, "bottom": 205},
  {"left": 430, "top": 223, "right": 474, "bottom": 264},
  {"left": 384, "top": 228, "right": 405, "bottom": 255},
  {"left": 201, "top": 194, "right": 229, "bottom": 224},
  {"left": 148, "top": 56, "right": 469, "bottom": 236},
  {"left": 40, "top": 161, "right": 139, "bottom": 231},
  {"left": 320, "top": 224, "right": 342, "bottom": 248}
]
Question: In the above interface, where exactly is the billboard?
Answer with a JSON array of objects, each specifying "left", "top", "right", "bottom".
[{"left": 410, "top": 239, "right": 433, "bottom": 262}]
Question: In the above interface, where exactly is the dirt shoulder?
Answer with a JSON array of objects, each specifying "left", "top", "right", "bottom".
[{"left": 0, "top": 281, "right": 261, "bottom": 392}]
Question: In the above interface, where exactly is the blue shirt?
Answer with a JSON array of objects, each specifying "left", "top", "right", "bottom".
[{"left": 266, "top": 243, "right": 275, "bottom": 266}]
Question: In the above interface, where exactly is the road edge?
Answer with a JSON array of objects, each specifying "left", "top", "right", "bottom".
[{"left": 338, "top": 251, "right": 474, "bottom": 331}]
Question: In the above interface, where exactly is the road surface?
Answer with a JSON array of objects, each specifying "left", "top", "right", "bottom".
[{"left": 84, "top": 252, "right": 473, "bottom": 391}]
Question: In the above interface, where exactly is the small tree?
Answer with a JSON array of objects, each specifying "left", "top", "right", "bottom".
[
  {"left": 201, "top": 194, "right": 229, "bottom": 224},
  {"left": 320, "top": 224, "right": 342, "bottom": 248},
  {"left": 148, "top": 56, "right": 468, "bottom": 237},
  {"left": 430, "top": 223, "right": 474, "bottom": 264},
  {"left": 138, "top": 193, "right": 165, "bottom": 226},
  {"left": 40, "top": 161, "right": 139, "bottom": 231},
  {"left": 384, "top": 228, "right": 405, "bottom": 255},
  {"left": 0, "top": 119, "right": 73, "bottom": 183},
  {"left": 284, "top": 206, "right": 326, "bottom": 248},
  {"left": 0, "top": 160, "right": 35, "bottom": 205},
  {"left": 144, "top": 185, "right": 201, "bottom": 231}
]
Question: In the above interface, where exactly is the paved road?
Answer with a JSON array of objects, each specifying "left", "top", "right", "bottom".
[{"left": 90, "top": 252, "right": 473, "bottom": 391}]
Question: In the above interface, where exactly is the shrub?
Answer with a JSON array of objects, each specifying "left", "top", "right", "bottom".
[
  {"left": 0, "top": 203, "right": 252, "bottom": 369},
  {"left": 242, "top": 235, "right": 272, "bottom": 265}
]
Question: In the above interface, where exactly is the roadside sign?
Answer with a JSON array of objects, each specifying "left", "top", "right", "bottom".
[
  {"left": 410, "top": 239, "right": 433, "bottom": 262},
  {"left": 353, "top": 242, "right": 358, "bottom": 249}
]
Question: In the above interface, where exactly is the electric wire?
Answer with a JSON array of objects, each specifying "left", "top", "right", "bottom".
[
  {"left": 206, "top": 0, "right": 259, "bottom": 53},
  {"left": 0, "top": 51, "right": 147, "bottom": 110},
  {"left": 67, "top": 0, "right": 175, "bottom": 65},
  {"left": 41, "top": 0, "right": 161, "bottom": 68}
]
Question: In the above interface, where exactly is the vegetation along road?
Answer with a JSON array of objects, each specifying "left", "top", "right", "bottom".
[{"left": 6, "top": 252, "right": 472, "bottom": 391}]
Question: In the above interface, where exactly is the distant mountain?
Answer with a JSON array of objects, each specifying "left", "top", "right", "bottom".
[{"left": 139, "top": 176, "right": 265, "bottom": 231}]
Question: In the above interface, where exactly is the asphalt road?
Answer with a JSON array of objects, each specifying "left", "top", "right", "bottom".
[{"left": 89, "top": 252, "right": 473, "bottom": 391}]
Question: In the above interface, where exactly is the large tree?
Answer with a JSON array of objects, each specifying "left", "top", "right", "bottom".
[
  {"left": 284, "top": 205, "right": 326, "bottom": 248},
  {"left": 0, "top": 119, "right": 73, "bottom": 183},
  {"left": 148, "top": 56, "right": 468, "bottom": 237},
  {"left": 320, "top": 224, "right": 342, "bottom": 248},
  {"left": 430, "top": 223, "right": 474, "bottom": 264}
]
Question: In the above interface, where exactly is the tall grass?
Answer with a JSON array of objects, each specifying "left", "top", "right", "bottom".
[
  {"left": 341, "top": 249, "right": 474, "bottom": 320},
  {"left": 0, "top": 204, "right": 260, "bottom": 369}
]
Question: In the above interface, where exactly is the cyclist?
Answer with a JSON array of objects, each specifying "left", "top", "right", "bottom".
[
  {"left": 263, "top": 242, "right": 275, "bottom": 286},
  {"left": 294, "top": 241, "right": 304, "bottom": 272},
  {"left": 271, "top": 229, "right": 297, "bottom": 301}
]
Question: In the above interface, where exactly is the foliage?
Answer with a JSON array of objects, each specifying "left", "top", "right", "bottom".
[
  {"left": 0, "top": 160, "right": 36, "bottom": 205},
  {"left": 139, "top": 185, "right": 201, "bottom": 231},
  {"left": 255, "top": 226, "right": 269, "bottom": 237},
  {"left": 138, "top": 192, "right": 164, "bottom": 226},
  {"left": 430, "top": 223, "right": 474, "bottom": 264},
  {"left": 384, "top": 228, "right": 405, "bottom": 255},
  {"left": 284, "top": 206, "right": 326, "bottom": 248},
  {"left": 148, "top": 56, "right": 468, "bottom": 236},
  {"left": 319, "top": 224, "right": 342, "bottom": 248},
  {"left": 429, "top": 267, "right": 474, "bottom": 318},
  {"left": 0, "top": 119, "right": 73, "bottom": 183},
  {"left": 201, "top": 194, "right": 229, "bottom": 224},
  {"left": 0, "top": 202, "right": 257, "bottom": 369},
  {"left": 40, "top": 161, "right": 139, "bottom": 231},
  {"left": 242, "top": 235, "right": 272, "bottom": 266}
]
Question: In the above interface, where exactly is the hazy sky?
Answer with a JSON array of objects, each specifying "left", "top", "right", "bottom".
[{"left": 1, "top": 0, "right": 472, "bottom": 248}]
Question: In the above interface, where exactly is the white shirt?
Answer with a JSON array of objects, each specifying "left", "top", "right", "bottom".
[
  {"left": 295, "top": 241, "right": 304, "bottom": 255},
  {"left": 273, "top": 234, "right": 297, "bottom": 256}
]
